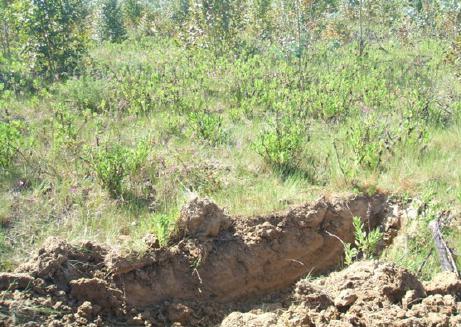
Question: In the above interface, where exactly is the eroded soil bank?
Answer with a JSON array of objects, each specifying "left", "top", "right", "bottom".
[{"left": 0, "top": 194, "right": 459, "bottom": 326}]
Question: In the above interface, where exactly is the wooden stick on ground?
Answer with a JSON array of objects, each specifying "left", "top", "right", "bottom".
[
  {"left": 417, "top": 248, "right": 433, "bottom": 276},
  {"left": 428, "top": 219, "right": 459, "bottom": 277}
]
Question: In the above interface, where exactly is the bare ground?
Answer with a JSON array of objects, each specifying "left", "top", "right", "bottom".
[{"left": 0, "top": 194, "right": 459, "bottom": 326}]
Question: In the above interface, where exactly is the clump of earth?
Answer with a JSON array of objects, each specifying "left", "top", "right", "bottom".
[
  {"left": 0, "top": 195, "right": 459, "bottom": 326},
  {"left": 222, "top": 261, "right": 461, "bottom": 327}
]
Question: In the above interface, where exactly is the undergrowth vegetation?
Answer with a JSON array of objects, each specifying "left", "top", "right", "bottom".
[
  {"left": 344, "top": 216, "right": 383, "bottom": 266},
  {"left": 0, "top": 0, "right": 461, "bottom": 277}
]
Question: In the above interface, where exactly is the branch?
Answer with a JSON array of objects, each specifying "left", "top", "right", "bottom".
[{"left": 429, "top": 219, "right": 459, "bottom": 276}]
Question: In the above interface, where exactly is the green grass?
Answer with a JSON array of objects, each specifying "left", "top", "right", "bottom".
[{"left": 0, "top": 35, "right": 460, "bottom": 278}]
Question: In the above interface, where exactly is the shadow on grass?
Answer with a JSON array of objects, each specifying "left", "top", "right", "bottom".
[
  {"left": 117, "top": 190, "right": 155, "bottom": 216},
  {"left": 274, "top": 162, "right": 325, "bottom": 185}
]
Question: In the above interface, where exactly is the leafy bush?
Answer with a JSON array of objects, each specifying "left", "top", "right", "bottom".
[
  {"left": 91, "top": 144, "right": 129, "bottom": 197},
  {"left": 343, "top": 243, "right": 359, "bottom": 266},
  {"left": 53, "top": 77, "right": 109, "bottom": 112},
  {"left": 344, "top": 216, "right": 383, "bottom": 265},
  {"left": 88, "top": 140, "right": 148, "bottom": 197},
  {"left": 52, "top": 103, "right": 79, "bottom": 151},
  {"left": 253, "top": 117, "right": 305, "bottom": 174},
  {"left": 115, "top": 69, "right": 161, "bottom": 114},
  {"left": 304, "top": 69, "right": 354, "bottom": 121},
  {"left": 335, "top": 110, "right": 430, "bottom": 181},
  {"left": 153, "top": 213, "right": 174, "bottom": 246},
  {"left": 179, "top": 0, "right": 246, "bottom": 51},
  {"left": 179, "top": 163, "right": 223, "bottom": 195},
  {"left": 352, "top": 216, "right": 383, "bottom": 259},
  {"left": 0, "top": 120, "right": 23, "bottom": 171},
  {"left": 188, "top": 111, "right": 228, "bottom": 145},
  {"left": 346, "top": 116, "right": 385, "bottom": 171}
]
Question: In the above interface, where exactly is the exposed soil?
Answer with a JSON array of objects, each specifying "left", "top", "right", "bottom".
[
  {"left": 0, "top": 194, "right": 459, "bottom": 326},
  {"left": 221, "top": 261, "right": 461, "bottom": 327}
]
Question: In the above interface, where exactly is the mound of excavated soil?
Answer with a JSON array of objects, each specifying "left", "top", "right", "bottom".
[
  {"left": 0, "top": 194, "right": 458, "bottom": 326},
  {"left": 222, "top": 261, "right": 461, "bottom": 327}
]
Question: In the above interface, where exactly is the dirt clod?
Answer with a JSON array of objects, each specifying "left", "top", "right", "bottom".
[
  {"left": 334, "top": 289, "right": 357, "bottom": 308},
  {"left": 167, "top": 303, "right": 193, "bottom": 324},
  {"left": 76, "top": 301, "right": 101, "bottom": 320},
  {"left": 178, "top": 196, "right": 231, "bottom": 240},
  {"left": 424, "top": 271, "right": 461, "bottom": 297},
  {"left": 402, "top": 289, "right": 421, "bottom": 309},
  {"left": 0, "top": 273, "right": 35, "bottom": 291},
  {"left": 221, "top": 311, "right": 279, "bottom": 327},
  {"left": 18, "top": 237, "right": 106, "bottom": 291},
  {"left": 294, "top": 281, "right": 333, "bottom": 310},
  {"left": 70, "top": 278, "right": 124, "bottom": 314},
  {"left": 143, "top": 233, "right": 160, "bottom": 249}
]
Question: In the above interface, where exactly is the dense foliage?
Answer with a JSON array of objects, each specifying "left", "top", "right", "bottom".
[{"left": 97, "top": 0, "right": 127, "bottom": 43}]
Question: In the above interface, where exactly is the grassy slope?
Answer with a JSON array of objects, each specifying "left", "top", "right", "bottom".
[{"left": 1, "top": 36, "right": 460, "bottom": 278}]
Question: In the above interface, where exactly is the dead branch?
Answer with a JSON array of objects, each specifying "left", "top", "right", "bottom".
[{"left": 429, "top": 219, "right": 459, "bottom": 276}]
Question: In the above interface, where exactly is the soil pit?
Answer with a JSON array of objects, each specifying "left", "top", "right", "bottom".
[{"left": 0, "top": 194, "right": 459, "bottom": 326}]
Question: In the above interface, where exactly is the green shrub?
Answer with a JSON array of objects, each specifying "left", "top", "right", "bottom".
[
  {"left": 123, "top": 0, "right": 143, "bottom": 28},
  {"left": 253, "top": 117, "right": 305, "bottom": 174},
  {"left": 179, "top": 163, "right": 223, "bottom": 195},
  {"left": 88, "top": 140, "right": 148, "bottom": 197},
  {"left": 52, "top": 103, "right": 79, "bottom": 151},
  {"left": 129, "top": 140, "right": 149, "bottom": 171},
  {"left": 352, "top": 216, "right": 383, "bottom": 259},
  {"left": 344, "top": 243, "right": 359, "bottom": 266},
  {"left": 304, "top": 70, "right": 354, "bottom": 121},
  {"left": 162, "top": 113, "right": 183, "bottom": 137},
  {"left": 335, "top": 109, "right": 431, "bottom": 181},
  {"left": 91, "top": 144, "right": 128, "bottom": 197},
  {"left": 344, "top": 216, "right": 383, "bottom": 265},
  {"left": 153, "top": 213, "right": 174, "bottom": 246},
  {"left": 0, "top": 120, "right": 23, "bottom": 171},
  {"left": 188, "top": 111, "right": 228, "bottom": 145},
  {"left": 53, "top": 77, "right": 109, "bottom": 112},
  {"left": 347, "top": 116, "right": 385, "bottom": 171}
]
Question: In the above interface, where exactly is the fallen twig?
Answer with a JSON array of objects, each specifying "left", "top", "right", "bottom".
[
  {"left": 416, "top": 248, "right": 433, "bottom": 276},
  {"left": 429, "top": 219, "right": 459, "bottom": 276}
]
